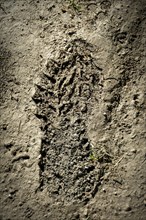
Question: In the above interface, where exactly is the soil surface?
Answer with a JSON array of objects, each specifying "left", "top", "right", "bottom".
[{"left": 0, "top": 0, "right": 146, "bottom": 220}]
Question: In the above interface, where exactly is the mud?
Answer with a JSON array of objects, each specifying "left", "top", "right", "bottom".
[
  {"left": 34, "top": 39, "right": 104, "bottom": 203},
  {"left": 0, "top": 0, "right": 146, "bottom": 220}
]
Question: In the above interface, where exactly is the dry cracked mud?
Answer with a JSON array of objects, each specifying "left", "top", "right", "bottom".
[{"left": 0, "top": 0, "right": 146, "bottom": 220}]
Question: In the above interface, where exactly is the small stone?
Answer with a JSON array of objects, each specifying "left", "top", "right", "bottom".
[
  {"left": 81, "top": 104, "right": 87, "bottom": 113},
  {"left": 8, "top": 194, "right": 12, "bottom": 199},
  {"left": 85, "top": 186, "right": 91, "bottom": 192},
  {"left": 130, "top": 148, "right": 137, "bottom": 153},
  {"left": 1, "top": 179, "right": 5, "bottom": 183},
  {"left": 87, "top": 177, "right": 90, "bottom": 181},
  {"left": 47, "top": 3, "right": 55, "bottom": 11},
  {"left": 19, "top": 202, "right": 23, "bottom": 206},
  {"left": 38, "top": 154, "right": 41, "bottom": 159},
  {"left": 68, "top": 47, "right": 73, "bottom": 52},
  {"left": 2, "top": 124, "right": 7, "bottom": 130},
  {"left": 90, "top": 179, "right": 94, "bottom": 184},
  {"left": 102, "top": 188, "right": 106, "bottom": 193},
  {"left": 125, "top": 205, "right": 132, "bottom": 211},
  {"left": 70, "top": 161, "right": 74, "bottom": 166},
  {"left": 135, "top": 56, "right": 139, "bottom": 61}
]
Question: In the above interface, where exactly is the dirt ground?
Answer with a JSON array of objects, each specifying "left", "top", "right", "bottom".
[{"left": 0, "top": 0, "right": 146, "bottom": 219}]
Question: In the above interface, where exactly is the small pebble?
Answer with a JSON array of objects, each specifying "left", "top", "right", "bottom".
[
  {"left": 102, "top": 188, "right": 106, "bottom": 192},
  {"left": 8, "top": 194, "right": 12, "bottom": 199},
  {"left": 135, "top": 56, "right": 139, "bottom": 61},
  {"left": 85, "top": 186, "right": 91, "bottom": 192},
  {"left": 38, "top": 154, "right": 41, "bottom": 159},
  {"left": 125, "top": 205, "right": 132, "bottom": 211},
  {"left": 130, "top": 148, "right": 137, "bottom": 153}
]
